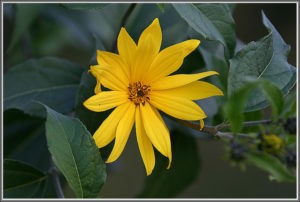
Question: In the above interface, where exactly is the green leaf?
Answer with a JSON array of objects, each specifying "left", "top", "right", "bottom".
[
  {"left": 60, "top": 3, "right": 109, "bottom": 10},
  {"left": 224, "top": 83, "right": 255, "bottom": 134},
  {"left": 157, "top": 3, "right": 164, "bottom": 12},
  {"left": 172, "top": 3, "right": 236, "bottom": 58},
  {"left": 247, "top": 152, "right": 296, "bottom": 183},
  {"left": 227, "top": 12, "right": 296, "bottom": 112},
  {"left": 281, "top": 90, "right": 296, "bottom": 119},
  {"left": 44, "top": 105, "right": 106, "bottom": 198},
  {"left": 4, "top": 159, "right": 48, "bottom": 198},
  {"left": 138, "top": 128, "right": 201, "bottom": 198},
  {"left": 259, "top": 80, "right": 284, "bottom": 120},
  {"left": 225, "top": 80, "right": 284, "bottom": 134},
  {"left": 75, "top": 72, "right": 110, "bottom": 134},
  {"left": 4, "top": 57, "right": 85, "bottom": 117},
  {"left": 7, "top": 4, "right": 41, "bottom": 52}
]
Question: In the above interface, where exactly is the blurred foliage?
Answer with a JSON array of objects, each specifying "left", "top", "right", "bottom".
[{"left": 3, "top": 3, "right": 296, "bottom": 199}]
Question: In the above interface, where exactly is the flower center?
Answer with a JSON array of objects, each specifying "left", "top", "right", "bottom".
[{"left": 128, "top": 81, "right": 151, "bottom": 105}]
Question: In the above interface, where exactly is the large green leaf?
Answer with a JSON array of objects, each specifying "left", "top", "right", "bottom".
[
  {"left": 60, "top": 3, "right": 108, "bottom": 10},
  {"left": 44, "top": 105, "right": 106, "bottom": 198},
  {"left": 172, "top": 3, "right": 236, "bottom": 58},
  {"left": 7, "top": 4, "right": 41, "bottom": 52},
  {"left": 138, "top": 128, "right": 201, "bottom": 198},
  {"left": 4, "top": 159, "right": 48, "bottom": 198},
  {"left": 247, "top": 152, "right": 296, "bottom": 183},
  {"left": 4, "top": 57, "right": 85, "bottom": 117},
  {"left": 227, "top": 12, "right": 296, "bottom": 112}
]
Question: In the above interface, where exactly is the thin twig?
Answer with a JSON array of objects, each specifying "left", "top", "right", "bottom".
[
  {"left": 49, "top": 158, "right": 64, "bottom": 198},
  {"left": 111, "top": 3, "right": 137, "bottom": 53}
]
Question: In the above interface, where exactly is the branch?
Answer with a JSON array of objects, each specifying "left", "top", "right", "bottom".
[
  {"left": 49, "top": 158, "right": 64, "bottom": 198},
  {"left": 111, "top": 3, "right": 137, "bottom": 52},
  {"left": 174, "top": 118, "right": 279, "bottom": 139}
]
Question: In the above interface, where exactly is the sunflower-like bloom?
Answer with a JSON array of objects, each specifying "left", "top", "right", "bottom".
[{"left": 84, "top": 18, "right": 223, "bottom": 175}]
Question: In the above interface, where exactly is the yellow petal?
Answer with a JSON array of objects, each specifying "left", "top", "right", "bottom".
[
  {"left": 200, "top": 119, "right": 204, "bottom": 130},
  {"left": 150, "top": 92, "right": 207, "bottom": 120},
  {"left": 155, "top": 81, "right": 223, "bottom": 100},
  {"left": 93, "top": 101, "right": 131, "bottom": 148},
  {"left": 135, "top": 106, "right": 155, "bottom": 175},
  {"left": 138, "top": 18, "right": 162, "bottom": 55},
  {"left": 147, "top": 40, "right": 200, "bottom": 82},
  {"left": 140, "top": 102, "right": 172, "bottom": 169},
  {"left": 117, "top": 27, "right": 137, "bottom": 69},
  {"left": 83, "top": 91, "right": 128, "bottom": 112},
  {"left": 93, "top": 67, "right": 128, "bottom": 91},
  {"left": 94, "top": 80, "right": 101, "bottom": 94},
  {"left": 106, "top": 102, "right": 136, "bottom": 163},
  {"left": 132, "top": 35, "right": 157, "bottom": 82},
  {"left": 96, "top": 51, "right": 130, "bottom": 83},
  {"left": 151, "top": 71, "right": 219, "bottom": 90}
]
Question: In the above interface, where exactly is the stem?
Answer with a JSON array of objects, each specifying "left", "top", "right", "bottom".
[
  {"left": 49, "top": 158, "right": 64, "bottom": 198},
  {"left": 173, "top": 117, "right": 280, "bottom": 139},
  {"left": 111, "top": 3, "right": 137, "bottom": 52}
]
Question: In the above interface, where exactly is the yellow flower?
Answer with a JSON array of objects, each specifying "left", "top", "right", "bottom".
[{"left": 84, "top": 18, "right": 223, "bottom": 175}]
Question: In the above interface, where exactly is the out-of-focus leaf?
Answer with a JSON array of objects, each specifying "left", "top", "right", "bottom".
[
  {"left": 7, "top": 4, "right": 41, "bottom": 52},
  {"left": 247, "top": 152, "right": 296, "bottom": 183},
  {"left": 44, "top": 105, "right": 106, "bottom": 198},
  {"left": 60, "top": 3, "right": 109, "bottom": 10},
  {"left": 281, "top": 90, "right": 296, "bottom": 119},
  {"left": 227, "top": 12, "right": 296, "bottom": 112},
  {"left": 4, "top": 159, "right": 48, "bottom": 198},
  {"left": 157, "top": 3, "right": 164, "bottom": 12},
  {"left": 259, "top": 80, "right": 284, "bottom": 120},
  {"left": 172, "top": 3, "right": 236, "bottom": 58},
  {"left": 225, "top": 80, "right": 284, "bottom": 134},
  {"left": 4, "top": 57, "right": 85, "bottom": 117},
  {"left": 3, "top": 109, "right": 51, "bottom": 172},
  {"left": 138, "top": 128, "right": 201, "bottom": 198}
]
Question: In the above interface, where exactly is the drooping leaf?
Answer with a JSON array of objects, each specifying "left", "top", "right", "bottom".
[
  {"left": 138, "top": 128, "right": 201, "bottom": 198},
  {"left": 7, "top": 4, "right": 41, "bottom": 52},
  {"left": 44, "top": 105, "right": 106, "bottom": 198},
  {"left": 227, "top": 12, "right": 296, "bottom": 112},
  {"left": 259, "top": 80, "right": 284, "bottom": 120},
  {"left": 172, "top": 3, "right": 236, "bottom": 58},
  {"left": 4, "top": 57, "right": 85, "bottom": 117},
  {"left": 157, "top": 3, "right": 164, "bottom": 12},
  {"left": 4, "top": 159, "right": 48, "bottom": 198},
  {"left": 60, "top": 3, "right": 109, "bottom": 10},
  {"left": 247, "top": 152, "right": 296, "bottom": 183}
]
